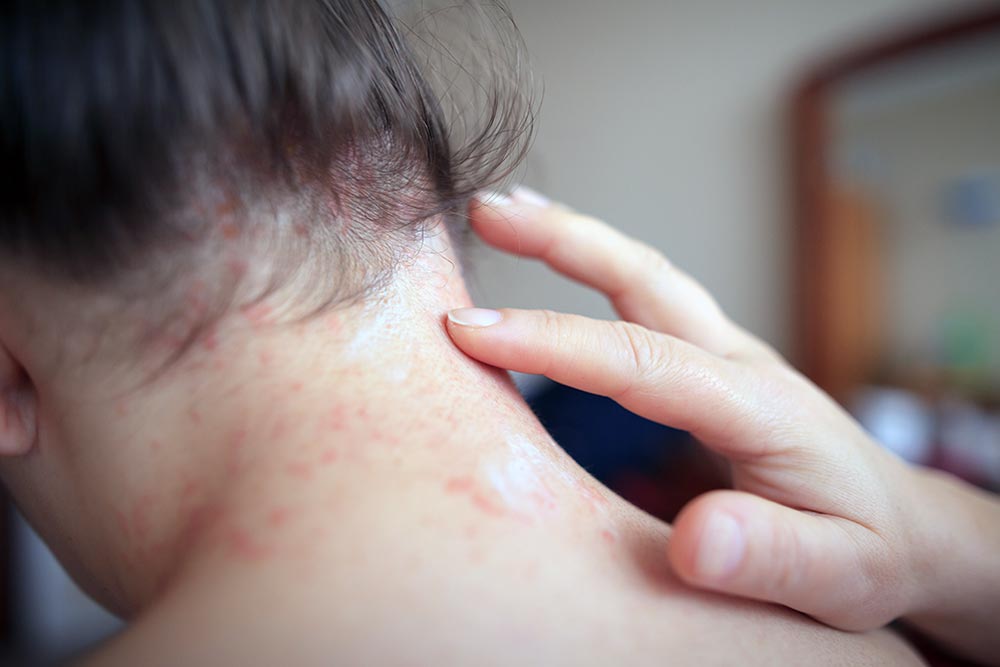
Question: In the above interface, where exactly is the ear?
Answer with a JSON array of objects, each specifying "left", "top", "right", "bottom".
[{"left": 0, "top": 340, "right": 37, "bottom": 456}]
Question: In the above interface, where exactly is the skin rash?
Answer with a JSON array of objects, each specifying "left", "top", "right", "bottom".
[{"left": 0, "top": 223, "right": 924, "bottom": 665}]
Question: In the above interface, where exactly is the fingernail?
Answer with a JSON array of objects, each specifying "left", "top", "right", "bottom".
[
  {"left": 447, "top": 308, "right": 503, "bottom": 328},
  {"left": 513, "top": 186, "right": 550, "bottom": 207},
  {"left": 478, "top": 191, "right": 513, "bottom": 207},
  {"left": 696, "top": 511, "right": 745, "bottom": 581}
]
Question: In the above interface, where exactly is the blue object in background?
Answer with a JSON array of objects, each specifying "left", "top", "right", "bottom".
[
  {"left": 944, "top": 170, "right": 1000, "bottom": 228},
  {"left": 528, "top": 381, "right": 690, "bottom": 486}
]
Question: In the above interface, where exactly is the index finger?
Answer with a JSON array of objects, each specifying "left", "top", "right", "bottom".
[
  {"left": 446, "top": 306, "right": 779, "bottom": 457},
  {"left": 472, "top": 189, "right": 776, "bottom": 362}
]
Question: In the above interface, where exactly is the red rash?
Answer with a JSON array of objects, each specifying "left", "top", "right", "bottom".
[
  {"left": 181, "top": 480, "right": 201, "bottom": 499},
  {"left": 284, "top": 461, "right": 314, "bottom": 481},
  {"left": 201, "top": 329, "right": 220, "bottom": 351},
  {"left": 470, "top": 492, "right": 506, "bottom": 518},
  {"left": 225, "top": 527, "right": 273, "bottom": 562},
  {"left": 215, "top": 198, "right": 238, "bottom": 218},
  {"left": 445, "top": 476, "right": 506, "bottom": 518},
  {"left": 267, "top": 507, "right": 293, "bottom": 528},
  {"left": 579, "top": 485, "right": 609, "bottom": 514},
  {"left": 269, "top": 418, "right": 287, "bottom": 439},
  {"left": 226, "top": 257, "right": 248, "bottom": 281},
  {"left": 241, "top": 303, "right": 273, "bottom": 328},
  {"left": 220, "top": 222, "right": 240, "bottom": 240},
  {"left": 445, "top": 476, "right": 475, "bottom": 494},
  {"left": 326, "top": 405, "right": 347, "bottom": 431}
]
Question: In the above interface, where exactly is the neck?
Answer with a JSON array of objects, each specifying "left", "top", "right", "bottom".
[{"left": 94, "top": 257, "right": 554, "bottom": 614}]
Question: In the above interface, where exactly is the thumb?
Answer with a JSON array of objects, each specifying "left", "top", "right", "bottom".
[{"left": 666, "top": 490, "right": 902, "bottom": 631}]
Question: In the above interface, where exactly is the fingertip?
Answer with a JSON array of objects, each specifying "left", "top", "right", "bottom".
[
  {"left": 447, "top": 307, "right": 504, "bottom": 328},
  {"left": 474, "top": 190, "right": 514, "bottom": 208},
  {"left": 468, "top": 190, "right": 551, "bottom": 256}
]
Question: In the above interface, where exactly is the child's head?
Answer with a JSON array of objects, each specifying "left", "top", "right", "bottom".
[
  {"left": 1, "top": 0, "right": 531, "bottom": 358},
  {"left": 0, "top": 0, "right": 530, "bottom": 612}
]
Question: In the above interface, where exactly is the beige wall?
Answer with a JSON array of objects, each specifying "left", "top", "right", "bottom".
[{"left": 468, "top": 0, "right": 988, "bottom": 355}]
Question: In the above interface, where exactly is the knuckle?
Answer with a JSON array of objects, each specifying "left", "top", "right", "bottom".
[
  {"left": 533, "top": 310, "right": 569, "bottom": 378},
  {"left": 609, "top": 321, "right": 670, "bottom": 395},
  {"left": 538, "top": 308, "right": 568, "bottom": 345}
]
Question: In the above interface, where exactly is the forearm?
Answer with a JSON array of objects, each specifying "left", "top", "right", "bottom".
[{"left": 904, "top": 465, "right": 1000, "bottom": 665}]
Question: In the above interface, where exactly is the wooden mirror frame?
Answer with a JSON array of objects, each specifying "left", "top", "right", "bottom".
[{"left": 789, "top": 5, "right": 1000, "bottom": 401}]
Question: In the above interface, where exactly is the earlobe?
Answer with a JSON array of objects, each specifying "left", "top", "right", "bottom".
[{"left": 0, "top": 343, "right": 37, "bottom": 456}]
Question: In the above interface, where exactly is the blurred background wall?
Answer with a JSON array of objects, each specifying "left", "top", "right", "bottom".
[
  {"left": 469, "top": 0, "right": 991, "bottom": 356},
  {"left": 836, "top": 69, "right": 1000, "bottom": 378}
]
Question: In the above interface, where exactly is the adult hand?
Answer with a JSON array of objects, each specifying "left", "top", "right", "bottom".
[{"left": 445, "top": 188, "right": 1000, "bottom": 664}]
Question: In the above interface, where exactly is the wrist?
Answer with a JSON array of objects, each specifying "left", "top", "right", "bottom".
[
  {"left": 900, "top": 464, "right": 1000, "bottom": 662},
  {"left": 898, "top": 465, "right": 952, "bottom": 619}
]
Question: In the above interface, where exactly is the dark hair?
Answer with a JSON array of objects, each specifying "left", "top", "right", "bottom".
[{"left": 0, "top": 0, "right": 531, "bottom": 331}]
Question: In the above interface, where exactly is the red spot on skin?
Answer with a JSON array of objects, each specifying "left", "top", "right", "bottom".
[
  {"left": 225, "top": 528, "right": 272, "bottom": 562},
  {"left": 215, "top": 197, "right": 238, "bottom": 218},
  {"left": 325, "top": 315, "right": 341, "bottom": 333},
  {"left": 290, "top": 381, "right": 304, "bottom": 393},
  {"left": 355, "top": 406, "right": 369, "bottom": 419},
  {"left": 319, "top": 448, "right": 338, "bottom": 465},
  {"left": 150, "top": 439, "right": 162, "bottom": 453},
  {"left": 182, "top": 504, "right": 222, "bottom": 544},
  {"left": 220, "top": 222, "right": 240, "bottom": 240},
  {"left": 267, "top": 507, "right": 292, "bottom": 527},
  {"left": 188, "top": 406, "right": 203, "bottom": 425},
  {"left": 470, "top": 492, "right": 506, "bottom": 517},
  {"left": 181, "top": 480, "right": 201, "bottom": 499},
  {"left": 292, "top": 223, "right": 309, "bottom": 238},
  {"left": 580, "top": 484, "right": 610, "bottom": 514},
  {"left": 600, "top": 529, "right": 617, "bottom": 545},
  {"left": 225, "top": 257, "right": 248, "bottom": 282},
  {"left": 241, "top": 303, "right": 273, "bottom": 329},
  {"left": 284, "top": 461, "right": 314, "bottom": 481},
  {"left": 201, "top": 329, "right": 219, "bottom": 351},
  {"left": 529, "top": 491, "right": 558, "bottom": 512},
  {"left": 258, "top": 350, "right": 273, "bottom": 367},
  {"left": 445, "top": 476, "right": 475, "bottom": 494},
  {"left": 115, "top": 400, "right": 129, "bottom": 417},
  {"left": 326, "top": 405, "right": 347, "bottom": 431}
]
